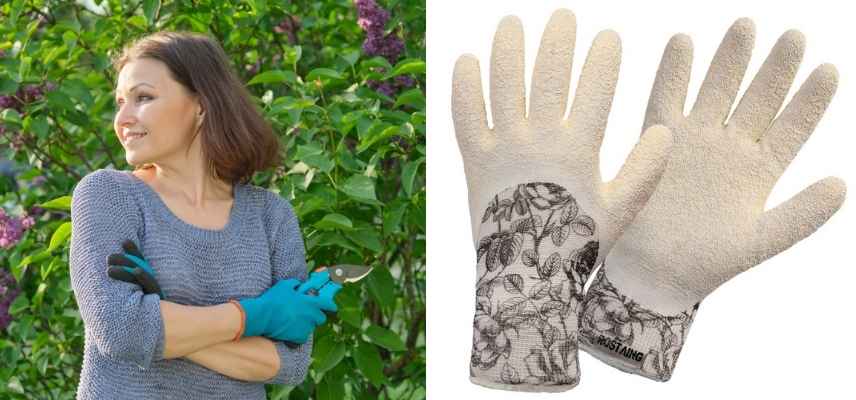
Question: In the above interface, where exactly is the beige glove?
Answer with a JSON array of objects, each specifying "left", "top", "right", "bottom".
[
  {"left": 579, "top": 18, "right": 846, "bottom": 381},
  {"left": 453, "top": 9, "right": 672, "bottom": 391}
]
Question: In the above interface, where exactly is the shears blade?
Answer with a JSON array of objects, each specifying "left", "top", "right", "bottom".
[{"left": 326, "top": 264, "right": 373, "bottom": 284}]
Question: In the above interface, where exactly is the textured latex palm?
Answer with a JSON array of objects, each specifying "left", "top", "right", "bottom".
[
  {"left": 579, "top": 19, "right": 846, "bottom": 381},
  {"left": 239, "top": 278, "right": 334, "bottom": 344},
  {"left": 452, "top": 9, "right": 672, "bottom": 392},
  {"left": 106, "top": 239, "right": 163, "bottom": 299}
]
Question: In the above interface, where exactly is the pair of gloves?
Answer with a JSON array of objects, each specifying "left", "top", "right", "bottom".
[
  {"left": 106, "top": 239, "right": 340, "bottom": 345},
  {"left": 454, "top": 10, "right": 845, "bottom": 391}
]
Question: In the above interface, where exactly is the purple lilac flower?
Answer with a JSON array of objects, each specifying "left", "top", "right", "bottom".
[
  {"left": 355, "top": 0, "right": 389, "bottom": 31},
  {"left": 274, "top": 15, "right": 301, "bottom": 45},
  {"left": 361, "top": 32, "right": 404, "bottom": 62},
  {"left": 28, "top": 206, "right": 45, "bottom": 217},
  {"left": 31, "top": 175, "right": 47, "bottom": 187},
  {"left": 0, "top": 209, "right": 35, "bottom": 249},
  {"left": 0, "top": 82, "right": 54, "bottom": 113},
  {"left": 355, "top": 0, "right": 414, "bottom": 98},
  {"left": 368, "top": 80, "right": 396, "bottom": 98},
  {"left": 0, "top": 268, "right": 20, "bottom": 331}
]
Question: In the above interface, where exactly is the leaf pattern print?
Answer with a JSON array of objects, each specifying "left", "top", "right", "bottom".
[
  {"left": 578, "top": 267, "right": 699, "bottom": 382},
  {"left": 470, "top": 182, "right": 599, "bottom": 389}
]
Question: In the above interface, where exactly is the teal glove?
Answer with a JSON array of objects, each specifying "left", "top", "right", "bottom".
[
  {"left": 238, "top": 278, "right": 328, "bottom": 344},
  {"left": 297, "top": 270, "right": 342, "bottom": 313}
]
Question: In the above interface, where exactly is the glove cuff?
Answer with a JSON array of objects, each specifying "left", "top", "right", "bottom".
[
  {"left": 469, "top": 181, "right": 600, "bottom": 392},
  {"left": 579, "top": 268, "right": 699, "bottom": 382},
  {"left": 238, "top": 297, "right": 265, "bottom": 338}
]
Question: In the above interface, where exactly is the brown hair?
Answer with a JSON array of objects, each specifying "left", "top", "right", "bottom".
[{"left": 112, "top": 31, "right": 280, "bottom": 185}]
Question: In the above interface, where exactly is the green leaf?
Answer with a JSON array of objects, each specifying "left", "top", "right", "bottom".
[
  {"left": 310, "top": 232, "right": 360, "bottom": 254},
  {"left": 0, "top": 75, "right": 18, "bottom": 95},
  {"left": 357, "top": 125, "right": 399, "bottom": 153},
  {"left": 16, "top": 249, "right": 51, "bottom": 276},
  {"left": 45, "top": 90, "right": 76, "bottom": 113},
  {"left": 6, "top": 376, "right": 24, "bottom": 394},
  {"left": 365, "top": 325, "right": 406, "bottom": 352},
  {"left": 295, "top": 144, "right": 334, "bottom": 173},
  {"left": 316, "top": 374, "right": 345, "bottom": 400},
  {"left": 353, "top": 340, "right": 385, "bottom": 387},
  {"left": 306, "top": 68, "right": 344, "bottom": 82},
  {"left": 247, "top": 70, "right": 296, "bottom": 85},
  {"left": 336, "top": 287, "right": 362, "bottom": 328},
  {"left": 9, "top": 295, "right": 29, "bottom": 315},
  {"left": 345, "top": 227, "right": 382, "bottom": 253},
  {"left": 341, "top": 50, "right": 360, "bottom": 66},
  {"left": 61, "top": 30, "right": 77, "bottom": 54},
  {"left": 340, "top": 175, "right": 377, "bottom": 204},
  {"left": 361, "top": 56, "right": 392, "bottom": 72},
  {"left": 383, "top": 200, "right": 408, "bottom": 235},
  {"left": 312, "top": 335, "right": 346, "bottom": 374},
  {"left": 24, "top": 115, "right": 49, "bottom": 140},
  {"left": 1, "top": 108, "right": 22, "bottom": 126},
  {"left": 383, "top": 59, "right": 425, "bottom": 79},
  {"left": 142, "top": 0, "right": 161, "bottom": 25},
  {"left": 39, "top": 196, "right": 71, "bottom": 211},
  {"left": 366, "top": 266, "right": 395, "bottom": 310},
  {"left": 32, "top": 283, "right": 47, "bottom": 308},
  {"left": 283, "top": 45, "right": 302, "bottom": 66},
  {"left": 48, "top": 222, "right": 72, "bottom": 252},
  {"left": 314, "top": 213, "right": 353, "bottom": 231},
  {"left": 402, "top": 157, "right": 425, "bottom": 197},
  {"left": 394, "top": 88, "right": 425, "bottom": 109}
]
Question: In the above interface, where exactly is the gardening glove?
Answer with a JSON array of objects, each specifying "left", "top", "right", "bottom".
[
  {"left": 238, "top": 278, "right": 331, "bottom": 344},
  {"left": 106, "top": 239, "right": 163, "bottom": 299},
  {"left": 452, "top": 9, "right": 672, "bottom": 392},
  {"left": 579, "top": 19, "right": 846, "bottom": 381},
  {"left": 297, "top": 269, "right": 342, "bottom": 313}
]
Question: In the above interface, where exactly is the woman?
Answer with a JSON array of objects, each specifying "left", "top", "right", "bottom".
[{"left": 69, "top": 31, "right": 334, "bottom": 399}]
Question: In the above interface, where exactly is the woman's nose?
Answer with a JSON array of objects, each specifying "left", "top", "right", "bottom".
[{"left": 115, "top": 104, "right": 137, "bottom": 127}]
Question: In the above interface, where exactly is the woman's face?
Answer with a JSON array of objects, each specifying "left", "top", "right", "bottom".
[{"left": 114, "top": 57, "right": 202, "bottom": 167}]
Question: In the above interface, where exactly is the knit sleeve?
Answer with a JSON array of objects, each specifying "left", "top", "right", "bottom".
[
  {"left": 261, "top": 193, "right": 312, "bottom": 385},
  {"left": 69, "top": 169, "right": 166, "bottom": 369}
]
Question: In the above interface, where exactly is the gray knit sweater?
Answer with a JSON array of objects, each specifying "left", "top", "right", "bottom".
[{"left": 69, "top": 169, "right": 311, "bottom": 399}]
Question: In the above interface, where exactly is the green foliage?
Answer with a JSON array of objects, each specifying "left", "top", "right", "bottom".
[{"left": 0, "top": 0, "right": 425, "bottom": 399}]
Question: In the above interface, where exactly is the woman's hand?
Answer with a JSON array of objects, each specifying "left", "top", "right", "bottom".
[
  {"left": 106, "top": 239, "right": 164, "bottom": 299},
  {"left": 238, "top": 278, "right": 333, "bottom": 344}
]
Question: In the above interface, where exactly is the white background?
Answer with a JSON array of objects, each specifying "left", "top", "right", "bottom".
[{"left": 427, "top": 0, "right": 855, "bottom": 398}]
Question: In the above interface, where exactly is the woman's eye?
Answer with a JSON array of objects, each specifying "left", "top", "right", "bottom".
[{"left": 137, "top": 95, "right": 152, "bottom": 102}]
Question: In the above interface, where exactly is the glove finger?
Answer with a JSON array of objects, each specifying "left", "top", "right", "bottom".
[
  {"left": 316, "top": 283, "right": 342, "bottom": 312},
  {"left": 567, "top": 29, "right": 621, "bottom": 150},
  {"left": 602, "top": 125, "right": 672, "bottom": 232},
  {"left": 131, "top": 266, "right": 162, "bottom": 297},
  {"left": 106, "top": 265, "right": 138, "bottom": 284},
  {"left": 452, "top": 54, "right": 490, "bottom": 157},
  {"left": 107, "top": 253, "right": 137, "bottom": 268},
  {"left": 310, "top": 308, "right": 328, "bottom": 326},
  {"left": 122, "top": 239, "right": 144, "bottom": 259},
  {"left": 690, "top": 18, "right": 755, "bottom": 123},
  {"left": 298, "top": 270, "right": 330, "bottom": 294},
  {"left": 122, "top": 253, "right": 156, "bottom": 277},
  {"left": 761, "top": 64, "right": 837, "bottom": 174},
  {"left": 528, "top": 9, "right": 576, "bottom": 125},
  {"left": 747, "top": 177, "right": 845, "bottom": 272},
  {"left": 643, "top": 33, "right": 693, "bottom": 131},
  {"left": 489, "top": 15, "right": 526, "bottom": 131},
  {"left": 730, "top": 30, "right": 805, "bottom": 139}
]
